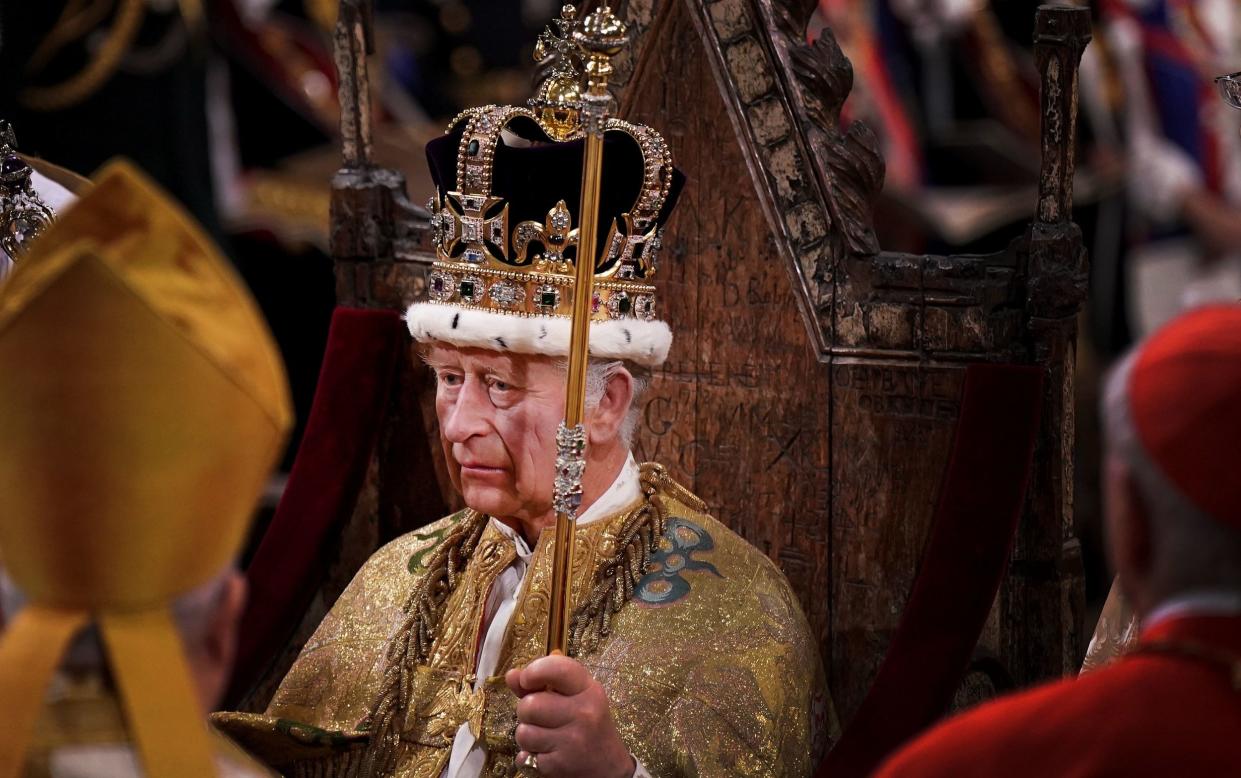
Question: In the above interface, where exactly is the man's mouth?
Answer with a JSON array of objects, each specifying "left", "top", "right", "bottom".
[{"left": 458, "top": 461, "right": 506, "bottom": 475}]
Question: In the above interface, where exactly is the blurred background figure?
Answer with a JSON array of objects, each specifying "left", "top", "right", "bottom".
[
  {"left": 1088, "top": 0, "right": 1241, "bottom": 338},
  {"left": 0, "top": 163, "right": 292, "bottom": 776},
  {"left": 815, "top": 0, "right": 1121, "bottom": 256},
  {"left": 813, "top": 0, "right": 1241, "bottom": 346},
  {"left": 876, "top": 304, "right": 1241, "bottom": 777},
  {"left": 1077, "top": 0, "right": 1241, "bottom": 636}
]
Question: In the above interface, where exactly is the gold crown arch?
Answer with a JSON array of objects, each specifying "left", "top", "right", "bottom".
[{"left": 423, "top": 109, "right": 674, "bottom": 327}]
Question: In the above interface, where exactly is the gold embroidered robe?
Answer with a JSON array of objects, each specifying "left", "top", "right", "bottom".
[{"left": 215, "top": 464, "right": 835, "bottom": 777}]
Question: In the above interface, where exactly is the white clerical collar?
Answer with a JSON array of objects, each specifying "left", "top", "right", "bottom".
[
  {"left": 488, "top": 453, "right": 642, "bottom": 560},
  {"left": 1144, "top": 589, "right": 1241, "bottom": 631}
]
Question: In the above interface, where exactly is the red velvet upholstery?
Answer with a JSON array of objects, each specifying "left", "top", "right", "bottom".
[
  {"left": 227, "top": 307, "right": 406, "bottom": 704},
  {"left": 819, "top": 363, "right": 1045, "bottom": 778}
]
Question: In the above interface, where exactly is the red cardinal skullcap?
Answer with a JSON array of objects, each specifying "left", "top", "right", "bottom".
[{"left": 1128, "top": 304, "right": 1241, "bottom": 527}]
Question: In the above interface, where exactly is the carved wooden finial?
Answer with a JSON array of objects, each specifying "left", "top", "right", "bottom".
[
  {"left": 1033, "top": 4, "right": 1092, "bottom": 228},
  {"left": 334, "top": 0, "right": 375, "bottom": 169}
]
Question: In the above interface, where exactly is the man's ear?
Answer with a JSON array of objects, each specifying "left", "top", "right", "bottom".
[
  {"left": 1104, "top": 455, "right": 1154, "bottom": 605},
  {"left": 588, "top": 367, "right": 634, "bottom": 446},
  {"left": 203, "top": 570, "right": 247, "bottom": 671},
  {"left": 187, "top": 569, "right": 248, "bottom": 711}
]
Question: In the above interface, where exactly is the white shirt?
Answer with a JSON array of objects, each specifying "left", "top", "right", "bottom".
[{"left": 442, "top": 454, "right": 652, "bottom": 778}]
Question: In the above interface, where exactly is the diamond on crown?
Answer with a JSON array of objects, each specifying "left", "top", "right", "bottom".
[
  {"left": 634, "top": 294, "right": 656, "bottom": 321},
  {"left": 488, "top": 280, "right": 525, "bottom": 309}
]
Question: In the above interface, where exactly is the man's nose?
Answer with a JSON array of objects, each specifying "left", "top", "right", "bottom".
[{"left": 442, "top": 378, "right": 493, "bottom": 442}]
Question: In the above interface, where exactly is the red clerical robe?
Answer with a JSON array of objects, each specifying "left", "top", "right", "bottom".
[{"left": 875, "top": 614, "right": 1241, "bottom": 777}]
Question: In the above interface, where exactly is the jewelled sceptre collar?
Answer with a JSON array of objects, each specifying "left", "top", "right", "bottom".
[{"left": 0, "top": 122, "right": 57, "bottom": 261}]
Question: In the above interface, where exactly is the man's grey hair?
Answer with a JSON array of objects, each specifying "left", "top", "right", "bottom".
[
  {"left": 577, "top": 358, "right": 648, "bottom": 447},
  {"left": 0, "top": 568, "right": 236, "bottom": 671},
  {"left": 1101, "top": 352, "right": 1241, "bottom": 596}
]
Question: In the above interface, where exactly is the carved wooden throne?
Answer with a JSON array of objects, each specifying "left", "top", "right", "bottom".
[{"left": 231, "top": 1, "right": 1092, "bottom": 772}]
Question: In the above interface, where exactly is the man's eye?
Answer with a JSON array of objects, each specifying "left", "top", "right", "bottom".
[
  {"left": 488, "top": 378, "right": 512, "bottom": 392},
  {"left": 438, "top": 372, "right": 463, "bottom": 386}
]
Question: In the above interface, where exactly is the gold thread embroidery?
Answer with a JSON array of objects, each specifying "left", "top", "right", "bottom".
[{"left": 357, "top": 464, "right": 699, "bottom": 774}]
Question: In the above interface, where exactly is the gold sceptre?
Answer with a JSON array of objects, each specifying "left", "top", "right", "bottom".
[{"left": 546, "top": 5, "right": 628, "bottom": 656}]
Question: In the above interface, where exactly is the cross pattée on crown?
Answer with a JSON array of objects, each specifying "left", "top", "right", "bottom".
[
  {"left": 604, "top": 213, "right": 661, "bottom": 278},
  {"left": 446, "top": 192, "right": 509, "bottom": 263}
]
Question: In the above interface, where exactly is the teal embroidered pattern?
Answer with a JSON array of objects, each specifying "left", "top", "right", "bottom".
[
  {"left": 635, "top": 516, "right": 721, "bottom": 605},
  {"left": 407, "top": 511, "right": 467, "bottom": 572}
]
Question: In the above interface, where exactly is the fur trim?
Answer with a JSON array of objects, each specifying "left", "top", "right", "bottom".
[{"left": 405, "top": 302, "right": 672, "bottom": 367}]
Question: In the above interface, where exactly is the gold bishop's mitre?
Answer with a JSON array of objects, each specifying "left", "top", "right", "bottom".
[{"left": 0, "top": 161, "right": 292, "bottom": 778}]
